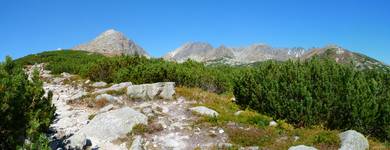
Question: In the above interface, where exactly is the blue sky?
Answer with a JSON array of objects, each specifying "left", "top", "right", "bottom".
[{"left": 0, "top": 0, "right": 389, "bottom": 64}]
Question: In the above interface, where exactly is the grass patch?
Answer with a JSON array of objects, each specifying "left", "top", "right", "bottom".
[
  {"left": 225, "top": 125, "right": 276, "bottom": 147},
  {"left": 176, "top": 87, "right": 271, "bottom": 127},
  {"left": 106, "top": 88, "right": 127, "bottom": 96},
  {"left": 62, "top": 75, "right": 82, "bottom": 85},
  {"left": 88, "top": 114, "right": 96, "bottom": 120},
  {"left": 131, "top": 124, "right": 149, "bottom": 135},
  {"left": 130, "top": 123, "right": 163, "bottom": 136}
]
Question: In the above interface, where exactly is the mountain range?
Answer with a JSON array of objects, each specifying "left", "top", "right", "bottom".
[{"left": 72, "top": 29, "right": 388, "bottom": 69}]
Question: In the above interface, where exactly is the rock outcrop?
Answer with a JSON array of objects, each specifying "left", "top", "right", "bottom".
[
  {"left": 339, "top": 130, "right": 369, "bottom": 150},
  {"left": 67, "top": 107, "right": 148, "bottom": 149},
  {"left": 73, "top": 29, "right": 149, "bottom": 57},
  {"left": 127, "top": 82, "right": 175, "bottom": 100},
  {"left": 93, "top": 82, "right": 132, "bottom": 94},
  {"left": 189, "top": 106, "right": 219, "bottom": 117}
]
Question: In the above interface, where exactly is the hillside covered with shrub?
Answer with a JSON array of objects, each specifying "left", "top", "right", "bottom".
[
  {"left": 233, "top": 58, "right": 390, "bottom": 142},
  {"left": 15, "top": 50, "right": 390, "bottom": 143},
  {"left": 16, "top": 50, "right": 239, "bottom": 94}
]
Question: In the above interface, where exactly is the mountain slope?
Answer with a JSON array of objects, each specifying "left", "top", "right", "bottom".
[
  {"left": 73, "top": 29, "right": 148, "bottom": 57},
  {"left": 302, "top": 45, "right": 388, "bottom": 70}
]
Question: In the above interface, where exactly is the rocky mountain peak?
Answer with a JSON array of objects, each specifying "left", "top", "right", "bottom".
[
  {"left": 163, "top": 42, "right": 214, "bottom": 62},
  {"left": 73, "top": 29, "right": 148, "bottom": 57},
  {"left": 249, "top": 43, "right": 271, "bottom": 49},
  {"left": 96, "top": 29, "right": 126, "bottom": 40}
]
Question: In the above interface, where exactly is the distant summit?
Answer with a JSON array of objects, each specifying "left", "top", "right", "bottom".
[
  {"left": 164, "top": 42, "right": 305, "bottom": 64},
  {"left": 302, "top": 45, "right": 388, "bottom": 70},
  {"left": 73, "top": 29, "right": 148, "bottom": 56}
]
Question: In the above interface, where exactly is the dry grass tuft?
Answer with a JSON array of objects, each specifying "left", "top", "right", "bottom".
[{"left": 95, "top": 98, "right": 108, "bottom": 108}]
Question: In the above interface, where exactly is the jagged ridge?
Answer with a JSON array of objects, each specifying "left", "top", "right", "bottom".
[{"left": 164, "top": 42, "right": 305, "bottom": 64}]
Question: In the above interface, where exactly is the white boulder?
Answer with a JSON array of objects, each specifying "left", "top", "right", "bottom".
[
  {"left": 127, "top": 82, "right": 175, "bottom": 100},
  {"left": 339, "top": 130, "right": 369, "bottom": 150},
  {"left": 189, "top": 106, "right": 219, "bottom": 117},
  {"left": 67, "top": 107, "right": 147, "bottom": 149},
  {"left": 234, "top": 110, "right": 244, "bottom": 116},
  {"left": 269, "top": 121, "right": 278, "bottom": 127},
  {"left": 288, "top": 145, "right": 317, "bottom": 150}
]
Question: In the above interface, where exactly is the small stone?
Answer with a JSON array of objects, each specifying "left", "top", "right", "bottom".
[
  {"left": 234, "top": 110, "right": 244, "bottom": 116},
  {"left": 85, "top": 80, "right": 91, "bottom": 84},
  {"left": 189, "top": 106, "right": 219, "bottom": 117},
  {"left": 294, "top": 136, "right": 300, "bottom": 142},
  {"left": 209, "top": 130, "right": 216, "bottom": 134},
  {"left": 218, "top": 128, "right": 224, "bottom": 134},
  {"left": 269, "top": 120, "right": 278, "bottom": 127},
  {"left": 92, "top": 81, "right": 107, "bottom": 88}
]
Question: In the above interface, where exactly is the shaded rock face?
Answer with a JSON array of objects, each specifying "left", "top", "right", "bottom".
[
  {"left": 67, "top": 107, "right": 148, "bottom": 149},
  {"left": 127, "top": 82, "right": 175, "bottom": 100},
  {"left": 73, "top": 29, "right": 148, "bottom": 57},
  {"left": 339, "top": 130, "right": 369, "bottom": 150},
  {"left": 164, "top": 42, "right": 305, "bottom": 64}
]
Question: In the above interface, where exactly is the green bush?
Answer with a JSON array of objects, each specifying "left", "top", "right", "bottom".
[
  {"left": 0, "top": 56, "right": 55, "bottom": 149},
  {"left": 17, "top": 51, "right": 237, "bottom": 93},
  {"left": 15, "top": 50, "right": 105, "bottom": 76},
  {"left": 233, "top": 57, "right": 390, "bottom": 141}
]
